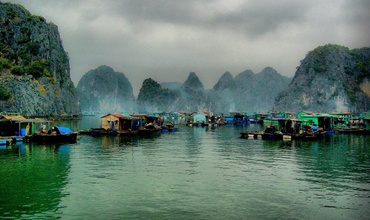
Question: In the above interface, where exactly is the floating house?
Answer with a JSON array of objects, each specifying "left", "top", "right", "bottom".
[
  {"left": 254, "top": 112, "right": 270, "bottom": 124},
  {"left": 0, "top": 115, "right": 51, "bottom": 136},
  {"left": 297, "top": 112, "right": 334, "bottom": 132},
  {"left": 331, "top": 111, "right": 352, "bottom": 128},
  {"left": 101, "top": 113, "right": 125, "bottom": 131},
  {"left": 100, "top": 113, "right": 141, "bottom": 131},
  {"left": 222, "top": 112, "right": 249, "bottom": 125},
  {"left": 186, "top": 112, "right": 207, "bottom": 126},
  {"left": 164, "top": 112, "right": 179, "bottom": 124}
]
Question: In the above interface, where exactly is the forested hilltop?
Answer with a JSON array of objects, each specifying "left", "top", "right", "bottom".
[
  {"left": 0, "top": 2, "right": 78, "bottom": 116},
  {"left": 274, "top": 44, "right": 370, "bottom": 112}
]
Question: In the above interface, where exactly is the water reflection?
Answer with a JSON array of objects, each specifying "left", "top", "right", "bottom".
[
  {"left": 293, "top": 136, "right": 370, "bottom": 183},
  {"left": 99, "top": 135, "right": 140, "bottom": 148},
  {"left": 183, "top": 126, "right": 207, "bottom": 156},
  {"left": 0, "top": 143, "right": 72, "bottom": 218},
  {"left": 1, "top": 120, "right": 369, "bottom": 219}
]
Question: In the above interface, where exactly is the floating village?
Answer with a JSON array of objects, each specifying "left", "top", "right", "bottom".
[{"left": 0, "top": 110, "right": 370, "bottom": 145}]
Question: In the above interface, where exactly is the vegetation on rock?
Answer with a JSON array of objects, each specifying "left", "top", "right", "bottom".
[
  {"left": 0, "top": 2, "right": 79, "bottom": 116},
  {"left": 274, "top": 44, "right": 370, "bottom": 112}
]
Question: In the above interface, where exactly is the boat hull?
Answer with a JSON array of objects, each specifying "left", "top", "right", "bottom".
[{"left": 26, "top": 133, "right": 77, "bottom": 143}]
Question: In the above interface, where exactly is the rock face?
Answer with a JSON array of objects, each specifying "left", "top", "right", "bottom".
[
  {"left": 76, "top": 65, "right": 135, "bottom": 114},
  {"left": 274, "top": 44, "right": 370, "bottom": 112},
  {"left": 0, "top": 2, "right": 78, "bottom": 116}
]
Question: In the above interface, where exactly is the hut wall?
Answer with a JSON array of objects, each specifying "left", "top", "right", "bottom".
[{"left": 101, "top": 115, "right": 120, "bottom": 130}]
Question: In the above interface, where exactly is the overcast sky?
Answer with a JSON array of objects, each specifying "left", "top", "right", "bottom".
[{"left": 6, "top": 0, "right": 370, "bottom": 94}]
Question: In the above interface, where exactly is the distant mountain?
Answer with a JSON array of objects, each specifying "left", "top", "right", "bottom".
[
  {"left": 208, "top": 72, "right": 237, "bottom": 113},
  {"left": 179, "top": 72, "right": 207, "bottom": 112},
  {"left": 274, "top": 44, "right": 370, "bottom": 112},
  {"left": 137, "top": 78, "right": 181, "bottom": 112},
  {"left": 213, "top": 71, "right": 235, "bottom": 91},
  {"left": 234, "top": 67, "right": 291, "bottom": 113},
  {"left": 0, "top": 2, "right": 79, "bottom": 116},
  {"left": 137, "top": 70, "right": 290, "bottom": 114},
  {"left": 183, "top": 72, "right": 204, "bottom": 91},
  {"left": 76, "top": 65, "right": 135, "bottom": 114}
]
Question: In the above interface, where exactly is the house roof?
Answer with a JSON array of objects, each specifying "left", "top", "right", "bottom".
[
  {"left": 0, "top": 115, "right": 27, "bottom": 121},
  {"left": 130, "top": 114, "right": 148, "bottom": 118},
  {"left": 331, "top": 111, "right": 352, "bottom": 115},
  {"left": 101, "top": 113, "right": 127, "bottom": 119}
]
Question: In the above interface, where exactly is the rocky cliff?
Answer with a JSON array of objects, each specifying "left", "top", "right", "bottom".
[
  {"left": 76, "top": 65, "right": 135, "bottom": 114},
  {"left": 274, "top": 44, "right": 370, "bottom": 112},
  {"left": 0, "top": 2, "right": 78, "bottom": 116}
]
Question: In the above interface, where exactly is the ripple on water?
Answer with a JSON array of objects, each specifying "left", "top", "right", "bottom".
[{"left": 1, "top": 125, "right": 370, "bottom": 219}]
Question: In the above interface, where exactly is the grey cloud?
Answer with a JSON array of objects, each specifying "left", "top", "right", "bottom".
[
  {"left": 4, "top": 0, "right": 370, "bottom": 95},
  {"left": 342, "top": 0, "right": 370, "bottom": 34},
  {"left": 104, "top": 0, "right": 311, "bottom": 38}
]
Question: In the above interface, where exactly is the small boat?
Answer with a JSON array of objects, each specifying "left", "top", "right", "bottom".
[
  {"left": 334, "top": 128, "right": 370, "bottom": 135},
  {"left": 290, "top": 132, "right": 319, "bottom": 141},
  {"left": 261, "top": 126, "right": 284, "bottom": 140},
  {"left": 161, "top": 122, "right": 178, "bottom": 132},
  {"left": 90, "top": 128, "right": 118, "bottom": 136},
  {"left": 25, "top": 126, "right": 77, "bottom": 143},
  {"left": 0, "top": 139, "right": 10, "bottom": 145},
  {"left": 138, "top": 123, "right": 161, "bottom": 135}
]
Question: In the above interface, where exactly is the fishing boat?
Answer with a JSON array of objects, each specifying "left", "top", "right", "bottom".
[{"left": 25, "top": 126, "right": 77, "bottom": 143}]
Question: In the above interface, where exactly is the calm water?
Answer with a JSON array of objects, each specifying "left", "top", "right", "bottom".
[{"left": 0, "top": 117, "right": 369, "bottom": 219}]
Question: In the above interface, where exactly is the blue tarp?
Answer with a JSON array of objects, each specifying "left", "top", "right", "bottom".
[{"left": 55, "top": 126, "right": 73, "bottom": 134}]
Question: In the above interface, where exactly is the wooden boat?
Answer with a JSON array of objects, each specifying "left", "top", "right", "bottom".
[
  {"left": 334, "top": 128, "right": 370, "bottom": 135},
  {"left": 90, "top": 128, "right": 118, "bottom": 136},
  {"left": 261, "top": 126, "right": 284, "bottom": 140},
  {"left": 161, "top": 122, "right": 178, "bottom": 132},
  {"left": 138, "top": 123, "right": 161, "bottom": 135},
  {"left": 290, "top": 132, "right": 319, "bottom": 141},
  {"left": 25, "top": 126, "right": 77, "bottom": 143}
]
